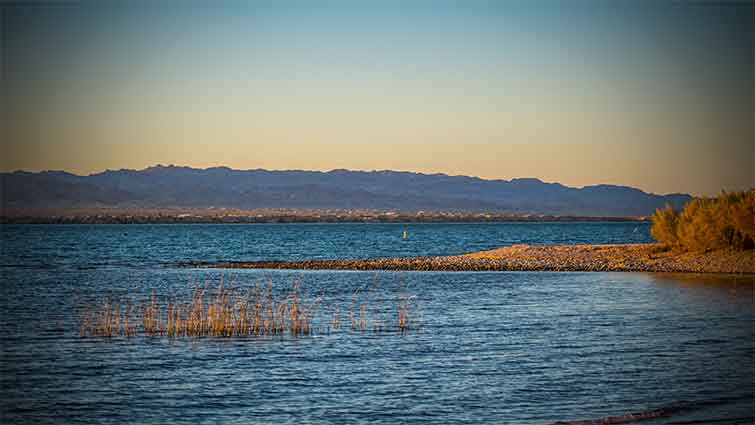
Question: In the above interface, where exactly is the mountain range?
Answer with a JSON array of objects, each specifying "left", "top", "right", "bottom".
[{"left": 1, "top": 165, "right": 691, "bottom": 217}]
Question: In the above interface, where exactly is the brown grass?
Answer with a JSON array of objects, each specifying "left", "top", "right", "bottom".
[{"left": 78, "top": 279, "right": 419, "bottom": 338}]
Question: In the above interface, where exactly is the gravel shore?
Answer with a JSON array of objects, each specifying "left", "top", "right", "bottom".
[{"left": 187, "top": 243, "right": 755, "bottom": 274}]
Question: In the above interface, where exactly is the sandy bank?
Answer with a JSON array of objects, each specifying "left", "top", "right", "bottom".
[{"left": 188, "top": 244, "right": 755, "bottom": 274}]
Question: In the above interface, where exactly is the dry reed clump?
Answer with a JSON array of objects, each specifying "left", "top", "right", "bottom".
[
  {"left": 78, "top": 279, "right": 419, "bottom": 338},
  {"left": 79, "top": 298, "right": 136, "bottom": 337},
  {"left": 344, "top": 278, "right": 419, "bottom": 333}
]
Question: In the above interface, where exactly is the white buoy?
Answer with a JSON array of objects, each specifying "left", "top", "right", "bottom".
[{"left": 403, "top": 230, "right": 408, "bottom": 240}]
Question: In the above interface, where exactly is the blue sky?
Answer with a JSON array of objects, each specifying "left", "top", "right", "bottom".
[{"left": 3, "top": 1, "right": 752, "bottom": 195}]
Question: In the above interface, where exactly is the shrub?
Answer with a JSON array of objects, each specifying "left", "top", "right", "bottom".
[
  {"left": 651, "top": 189, "right": 754, "bottom": 252},
  {"left": 676, "top": 198, "right": 722, "bottom": 252},
  {"left": 730, "top": 190, "right": 755, "bottom": 248},
  {"left": 650, "top": 204, "right": 680, "bottom": 248}
]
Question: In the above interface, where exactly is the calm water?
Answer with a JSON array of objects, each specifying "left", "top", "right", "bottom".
[{"left": 1, "top": 223, "right": 753, "bottom": 425}]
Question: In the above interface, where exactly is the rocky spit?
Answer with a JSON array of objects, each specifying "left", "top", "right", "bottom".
[{"left": 186, "top": 244, "right": 755, "bottom": 275}]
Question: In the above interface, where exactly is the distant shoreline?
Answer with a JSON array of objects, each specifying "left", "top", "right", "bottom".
[
  {"left": 186, "top": 244, "right": 755, "bottom": 275},
  {"left": 0, "top": 208, "right": 648, "bottom": 224}
]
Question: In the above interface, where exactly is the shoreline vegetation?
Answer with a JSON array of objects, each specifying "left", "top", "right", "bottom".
[
  {"left": 185, "top": 243, "right": 755, "bottom": 274},
  {"left": 651, "top": 190, "right": 753, "bottom": 252}
]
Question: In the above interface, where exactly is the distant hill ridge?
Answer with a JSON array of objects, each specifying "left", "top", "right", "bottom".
[{"left": 1, "top": 165, "right": 691, "bottom": 216}]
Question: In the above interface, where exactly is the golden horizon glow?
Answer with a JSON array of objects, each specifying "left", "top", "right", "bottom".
[{"left": 3, "top": 2, "right": 753, "bottom": 197}]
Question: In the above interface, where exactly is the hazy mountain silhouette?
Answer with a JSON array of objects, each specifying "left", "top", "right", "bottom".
[{"left": 1, "top": 165, "right": 692, "bottom": 216}]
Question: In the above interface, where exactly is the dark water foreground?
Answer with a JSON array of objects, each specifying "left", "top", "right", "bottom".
[{"left": 1, "top": 224, "right": 753, "bottom": 424}]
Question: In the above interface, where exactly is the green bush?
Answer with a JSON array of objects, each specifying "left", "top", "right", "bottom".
[{"left": 651, "top": 189, "right": 754, "bottom": 252}]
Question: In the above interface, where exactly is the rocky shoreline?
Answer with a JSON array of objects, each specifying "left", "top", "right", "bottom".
[{"left": 185, "top": 244, "right": 755, "bottom": 274}]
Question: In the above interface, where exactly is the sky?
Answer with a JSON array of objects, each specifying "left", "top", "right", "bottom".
[{"left": 2, "top": 1, "right": 753, "bottom": 196}]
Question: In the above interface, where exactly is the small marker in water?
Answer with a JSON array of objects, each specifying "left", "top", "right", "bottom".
[{"left": 403, "top": 230, "right": 408, "bottom": 240}]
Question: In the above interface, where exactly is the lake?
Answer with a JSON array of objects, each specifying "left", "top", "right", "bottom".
[{"left": 1, "top": 223, "right": 752, "bottom": 424}]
